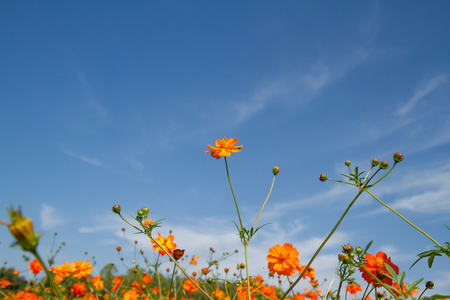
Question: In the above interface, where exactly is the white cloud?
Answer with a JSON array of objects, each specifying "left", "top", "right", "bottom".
[
  {"left": 396, "top": 74, "right": 447, "bottom": 116},
  {"left": 370, "top": 161, "right": 450, "bottom": 214},
  {"left": 40, "top": 204, "right": 65, "bottom": 230},
  {"left": 61, "top": 147, "right": 109, "bottom": 168}
]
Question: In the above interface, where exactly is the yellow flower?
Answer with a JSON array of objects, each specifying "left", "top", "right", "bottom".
[
  {"left": 205, "top": 138, "right": 243, "bottom": 159},
  {"left": 70, "top": 260, "right": 93, "bottom": 279},
  {"left": 4, "top": 206, "right": 41, "bottom": 252},
  {"left": 151, "top": 233, "right": 176, "bottom": 256}
]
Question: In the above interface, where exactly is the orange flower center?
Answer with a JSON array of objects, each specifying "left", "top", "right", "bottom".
[{"left": 279, "top": 250, "right": 288, "bottom": 259}]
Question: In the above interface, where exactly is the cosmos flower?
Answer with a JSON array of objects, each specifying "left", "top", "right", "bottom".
[
  {"left": 267, "top": 243, "right": 300, "bottom": 276},
  {"left": 359, "top": 252, "right": 399, "bottom": 287},
  {"left": 205, "top": 137, "right": 243, "bottom": 159},
  {"left": 151, "top": 233, "right": 176, "bottom": 256}
]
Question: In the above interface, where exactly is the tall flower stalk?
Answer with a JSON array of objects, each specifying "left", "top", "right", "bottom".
[{"left": 206, "top": 137, "right": 278, "bottom": 300}]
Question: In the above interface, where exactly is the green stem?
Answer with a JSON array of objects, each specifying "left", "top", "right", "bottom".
[
  {"left": 225, "top": 157, "right": 244, "bottom": 229},
  {"left": 31, "top": 250, "right": 64, "bottom": 300},
  {"left": 365, "top": 190, "right": 442, "bottom": 248},
  {"left": 149, "top": 234, "right": 214, "bottom": 300},
  {"left": 280, "top": 189, "right": 364, "bottom": 300},
  {"left": 327, "top": 179, "right": 357, "bottom": 187},
  {"left": 358, "top": 264, "right": 396, "bottom": 297},
  {"left": 369, "top": 163, "right": 397, "bottom": 188},
  {"left": 253, "top": 175, "right": 276, "bottom": 229},
  {"left": 244, "top": 243, "right": 251, "bottom": 300}
]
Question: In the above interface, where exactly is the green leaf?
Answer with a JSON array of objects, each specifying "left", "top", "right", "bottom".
[
  {"left": 363, "top": 240, "right": 373, "bottom": 255},
  {"left": 384, "top": 263, "right": 398, "bottom": 282}
]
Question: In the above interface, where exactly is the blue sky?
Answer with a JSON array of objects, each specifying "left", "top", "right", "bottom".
[{"left": 1, "top": 1, "right": 450, "bottom": 295}]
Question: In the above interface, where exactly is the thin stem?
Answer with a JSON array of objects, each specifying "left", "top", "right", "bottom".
[
  {"left": 244, "top": 243, "right": 251, "bottom": 300},
  {"left": 327, "top": 179, "right": 357, "bottom": 187},
  {"left": 31, "top": 250, "right": 64, "bottom": 300},
  {"left": 280, "top": 189, "right": 365, "bottom": 300},
  {"left": 225, "top": 157, "right": 244, "bottom": 229},
  {"left": 149, "top": 234, "right": 214, "bottom": 300},
  {"left": 365, "top": 190, "right": 442, "bottom": 248},
  {"left": 358, "top": 264, "right": 396, "bottom": 297},
  {"left": 369, "top": 163, "right": 397, "bottom": 188},
  {"left": 253, "top": 175, "right": 276, "bottom": 229}
]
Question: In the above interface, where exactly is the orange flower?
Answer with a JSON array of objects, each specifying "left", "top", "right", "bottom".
[
  {"left": 183, "top": 277, "right": 199, "bottom": 293},
  {"left": 151, "top": 233, "right": 176, "bottom": 256},
  {"left": 91, "top": 275, "right": 104, "bottom": 290},
  {"left": 359, "top": 252, "right": 399, "bottom": 287},
  {"left": 205, "top": 137, "right": 243, "bottom": 159},
  {"left": 123, "top": 290, "right": 140, "bottom": 300},
  {"left": 0, "top": 279, "right": 12, "bottom": 288},
  {"left": 70, "top": 260, "right": 93, "bottom": 279},
  {"left": 345, "top": 283, "right": 362, "bottom": 294},
  {"left": 297, "top": 265, "right": 316, "bottom": 279},
  {"left": 6, "top": 207, "right": 40, "bottom": 252},
  {"left": 236, "top": 286, "right": 255, "bottom": 300},
  {"left": 111, "top": 275, "right": 123, "bottom": 292},
  {"left": 131, "top": 281, "right": 143, "bottom": 292},
  {"left": 211, "top": 287, "right": 231, "bottom": 300},
  {"left": 51, "top": 262, "right": 71, "bottom": 283},
  {"left": 142, "top": 273, "right": 152, "bottom": 285},
  {"left": 189, "top": 255, "right": 200, "bottom": 265},
  {"left": 71, "top": 282, "right": 87, "bottom": 296},
  {"left": 201, "top": 268, "right": 210, "bottom": 275},
  {"left": 267, "top": 243, "right": 300, "bottom": 276},
  {"left": 304, "top": 290, "right": 320, "bottom": 300},
  {"left": 142, "top": 219, "right": 153, "bottom": 226},
  {"left": 392, "top": 282, "right": 419, "bottom": 297},
  {"left": 29, "top": 259, "right": 43, "bottom": 275}
]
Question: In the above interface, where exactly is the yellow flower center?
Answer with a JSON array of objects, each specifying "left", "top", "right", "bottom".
[
  {"left": 279, "top": 250, "right": 288, "bottom": 259},
  {"left": 374, "top": 257, "right": 385, "bottom": 268}
]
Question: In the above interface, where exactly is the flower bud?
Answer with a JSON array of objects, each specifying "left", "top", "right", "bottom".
[
  {"left": 376, "top": 292, "right": 384, "bottom": 299},
  {"left": 355, "top": 247, "right": 362, "bottom": 254},
  {"left": 393, "top": 153, "right": 404, "bottom": 163},
  {"left": 7, "top": 207, "right": 40, "bottom": 252},
  {"left": 273, "top": 166, "right": 280, "bottom": 175},
  {"left": 425, "top": 281, "right": 434, "bottom": 289},
  {"left": 137, "top": 210, "right": 144, "bottom": 217},
  {"left": 380, "top": 161, "right": 389, "bottom": 169},
  {"left": 141, "top": 207, "right": 149, "bottom": 214},
  {"left": 342, "top": 244, "right": 352, "bottom": 253},
  {"left": 345, "top": 161, "right": 351, "bottom": 166},
  {"left": 224, "top": 268, "right": 229, "bottom": 273},
  {"left": 371, "top": 159, "right": 380, "bottom": 167},
  {"left": 112, "top": 205, "right": 121, "bottom": 214},
  {"left": 319, "top": 174, "right": 327, "bottom": 182},
  {"left": 173, "top": 249, "right": 185, "bottom": 261},
  {"left": 116, "top": 247, "right": 122, "bottom": 251}
]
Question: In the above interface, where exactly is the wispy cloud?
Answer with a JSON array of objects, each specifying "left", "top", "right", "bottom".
[
  {"left": 61, "top": 147, "right": 109, "bottom": 168},
  {"left": 40, "top": 204, "right": 65, "bottom": 230},
  {"left": 369, "top": 161, "right": 450, "bottom": 214},
  {"left": 77, "top": 71, "right": 109, "bottom": 122},
  {"left": 396, "top": 74, "right": 447, "bottom": 116}
]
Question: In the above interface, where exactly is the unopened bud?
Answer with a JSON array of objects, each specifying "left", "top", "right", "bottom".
[
  {"left": 371, "top": 159, "right": 380, "bottom": 167},
  {"left": 393, "top": 153, "right": 404, "bottom": 163},
  {"left": 141, "top": 207, "right": 149, "bottom": 214},
  {"left": 319, "top": 174, "right": 327, "bottom": 182},
  {"left": 343, "top": 244, "right": 352, "bottom": 253},
  {"left": 137, "top": 210, "right": 144, "bottom": 217},
  {"left": 376, "top": 292, "right": 384, "bottom": 299},
  {"left": 273, "top": 166, "right": 280, "bottom": 175},
  {"left": 173, "top": 249, "right": 185, "bottom": 261},
  {"left": 345, "top": 161, "right": 351, "bottom": 166},
  {"left": 425, "top": 281, "right": 434, "bottom": 289},
  {"left": 112, "top": 205, "right": 121, "bottom": 214},
  {"left": 380, "top": 161, "right": 389, "bottom": 169},
  {"left": 355, "top": 247, "right": 362, "bottom": 254}
]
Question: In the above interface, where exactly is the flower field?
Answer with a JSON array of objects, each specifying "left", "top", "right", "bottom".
[{"left": 1, "top": 138, "right": 449, "bottom": 300}]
